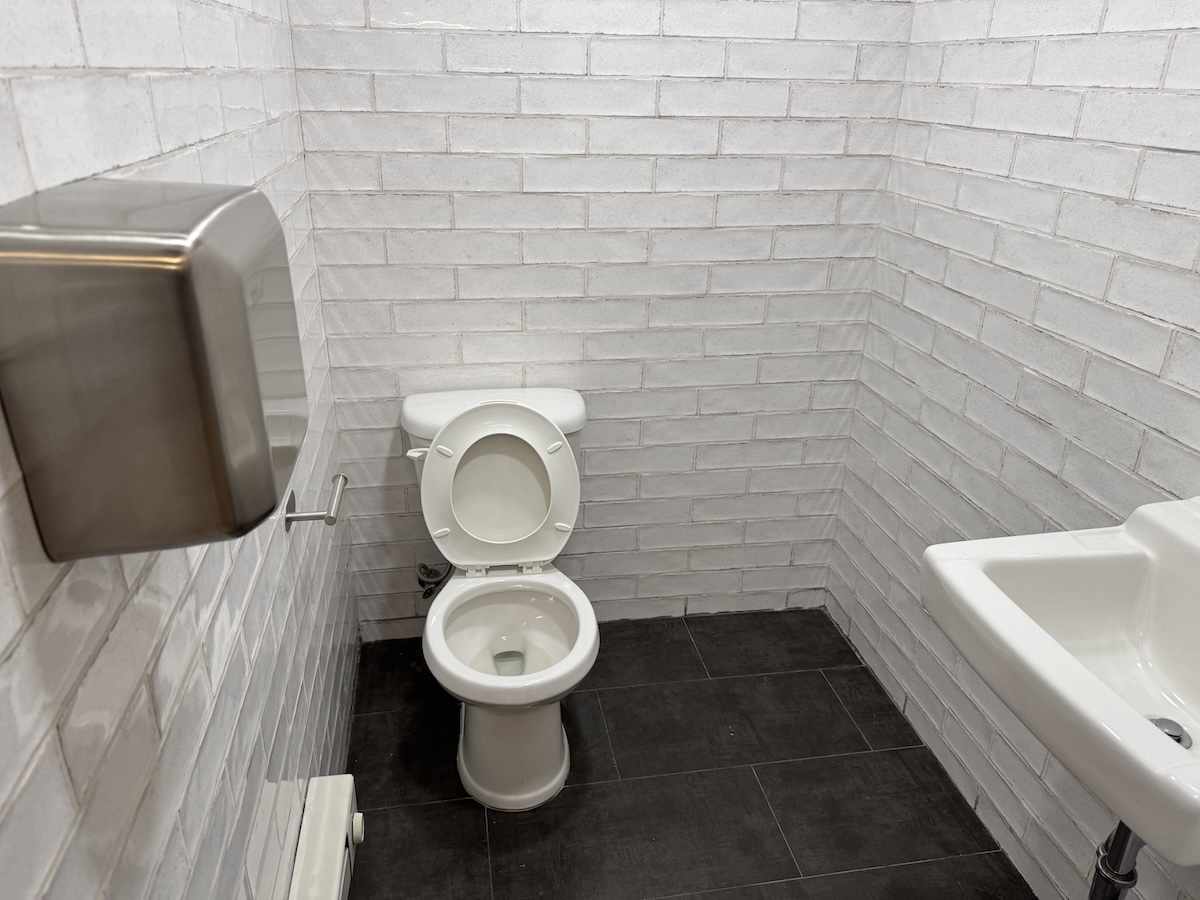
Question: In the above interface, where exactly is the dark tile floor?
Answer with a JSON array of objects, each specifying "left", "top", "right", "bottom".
[{"left": 346, "top": 609, "right": 1035, "bottom": 900}]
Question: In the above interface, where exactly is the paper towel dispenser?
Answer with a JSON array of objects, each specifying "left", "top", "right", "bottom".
[{"left": 0, "top": 179, "right": 308, "bottom": 561}]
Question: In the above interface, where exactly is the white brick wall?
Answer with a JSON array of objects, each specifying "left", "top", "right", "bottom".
[
  {"left": 295, "top": 1, "right": 897, "bottom": 635},
  {"left": 828, "top": 3, "right": 1200, "bottom": 899},
  {"left": 0, "top": 3, "right": 356, "bottom": 899}
]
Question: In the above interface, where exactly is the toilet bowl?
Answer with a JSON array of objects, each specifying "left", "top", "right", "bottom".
[
  {"left": 423, "top": 567, "right": 597, "bottom": 809},
  {"left": 401, "top": 389, "right": 598, "bottom": 810}
]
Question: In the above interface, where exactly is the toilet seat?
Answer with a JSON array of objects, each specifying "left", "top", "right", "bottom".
[{"left": 418, "top": 401, "right": 579, "bottom": 572}]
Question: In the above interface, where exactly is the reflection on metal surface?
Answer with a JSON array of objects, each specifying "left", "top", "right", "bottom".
[{"left": 0, "top": 178, "right": 308, "bottom": 560}]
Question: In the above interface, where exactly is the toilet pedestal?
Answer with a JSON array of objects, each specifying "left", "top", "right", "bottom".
[{"left": 457, "top": 701, "right": 570, "bottom": 811}]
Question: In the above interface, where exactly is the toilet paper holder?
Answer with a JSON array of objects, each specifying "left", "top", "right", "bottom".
[{"left": 285, "top": 474, "right": 350, "bottom": 533}]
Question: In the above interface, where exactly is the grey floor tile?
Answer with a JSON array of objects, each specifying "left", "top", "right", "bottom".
[
  {"left": 600, "top": 671, "right": 866, "bottom": 777},
  {"left": 349, "top": 799, "right": 489, "bottom": 900},
  {"left": 487, "top": 768, "right": 799, "bottom": 900},
  {"left": 659, "top": 851, "right": 1034, "bottom": 898},
  {"left": 823, "top": 666, "right": 920, "bottom": 750},
  {"left": 354, "top": 638, "right": 433, "bottom": 715},
  {"left": 685, "top": 610, "right": 858, "bottom": 677},
  {"left": 347, "top": 701, "right": 465, "bottom": 809},
  {"left": 563, "top": 690, "right": 620, "bottom": 785},
  {"left": 755, "top": 747, "right": 997, "bottom": 875},
  {"left": 580, "top": 617, "right": 708, "bottom": 689}
]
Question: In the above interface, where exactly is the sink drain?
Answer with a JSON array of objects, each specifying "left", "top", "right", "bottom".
[{"left": 1149, "top": 717, "right": 1193, "bottom": 749}]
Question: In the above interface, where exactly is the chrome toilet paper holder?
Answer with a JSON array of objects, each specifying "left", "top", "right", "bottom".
[{"left": 285, "top": 474, "right": 350, "bottom": 532}]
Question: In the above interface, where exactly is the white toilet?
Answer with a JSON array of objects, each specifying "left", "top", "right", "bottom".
[{"left": 400, "top": 388, "right": 599, "bottom": 811}]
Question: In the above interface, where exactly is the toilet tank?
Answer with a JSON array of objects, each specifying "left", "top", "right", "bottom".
[{"left": 400, "top": 388, "right": 587, "bottom": 474}]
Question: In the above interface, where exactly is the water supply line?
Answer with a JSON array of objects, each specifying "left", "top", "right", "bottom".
[{"left": 1087, "top": 718, "right": 1192, "bottom": 900}]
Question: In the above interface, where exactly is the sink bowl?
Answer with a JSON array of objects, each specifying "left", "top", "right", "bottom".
[{"left": 923, "top": 497, "right": 1200, "bottom": 864}]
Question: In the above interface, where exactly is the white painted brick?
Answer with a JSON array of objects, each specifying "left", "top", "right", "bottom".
[
  {"left": 293, "top": 27, "right": 442, "bottom": 70},
  {"left": 774, "top": 225, "right": 876, "bottom": 259},
  {"left": 1104, "top": 0, "right": 1200, "bottom": 31},
  {"left": 76, "top": 0, "right": 184, "bottom": 67},
  {"left": 973, "top": 87, "right": 1082, "bottom": 138},
  {"left": 590, "top": 193, "right": 715, "bottom": 228},
  {"left": 798, "top": 1, "right": 911, "bottom": 40},
  {"left": 304, "top": 113, "right": 445, "bottom": 152},
  {"left": 980, "top": 311, "right": 1088, "bottom": 388},
  {"left": 652, "top": 228, "right": 773, "bottom": 262},
  {"left": 991, "top": 0, "right": 1104, "bottom": 37},
  {"left": 720, "top": 119, "right": 846, "bottom": 155},
  {"left": 726, "top": 41, "right": 858, "bottom": 79},
  {"left": 1165, "top": 32, "right": 1200, "bottom": 89},
  {"left": 297, "top": 71, "right": 372, "bottom": 112},
  {"left": 663, "top": 0, "right": 798, "bottom": 38},
  {"left": 589, "top": 263, "right": 709, "bottom": 295},
  {"left": 450, "top": 115, "right": 585, "bottom": 153},
  {"left": 993, "top": 227, "right": 1113, "bottom": 298},
  {"left": 909, "top": 0, "right": 992, "bottom": 42},
  {"left": 913, "top": 206, "right": 996, "bottom": 261},
  {"left": 589, "top": 117, "right": 720, "bottom": 154},
  {"left": 1078, "top": 91, "right": 1200, "bottom": 154},
  {"left": 590, "top": 38, "right": 726, "bottom": 77},
  {"left": 660, "top": 80, "right": 790, "bottom": 117},
  {"left": 311, "top": 194, "right": 452, "bottom": 228},
  {"left": 0, "top": 1, "right": 84, "bottom": 67},
  {"left": 711, "top": 260, "right": 829, "bottom": 293},
  {"left": 656, "top": 157, "right": 781, "bottom": 191},
  {"left": 642, "top": 414, "right": 756, "bottom": 444},
  {"left": 522, "top": 77, "right": 656, "bottom": 116},
  {"left": 1034, "top": 34, "right": 1171, "bottom": 88},
  {"left": 375, "top": 74, "right": 518, "bottom": 113},
  {"left": 526, "top": 230, "right": 649, "bottom": 263},
  {"left": 321, "top": 264, "right": 455, "bottom": 299},
  {"left": 1018, "top": 374, "right": 1143, "bottom": 469},
  {"left": 783, "top": 156, "right": 889, "bottom": 190},
  {"left": 795, "top": 83, "right": 902, "bottom": 119},
  {"left": 292, "top": 0, "right": 366, "bottom": 26},
  {"left": 1087, "top": 358, "right": 1200, "bottom": 448},
  {"left": 1139, "top": 433, "right": 1200, "bottom": 498},
  {"left": 1035, "top": 287, "right": 1172, "bottom": 372},
  {"left": 454, "top": 193, "right": 586, "bottom": 230},
  {"left": 928, "top": 127, "right": 1017, "bottom": 178},
  {"left": 1107, "top": 259, "right": 1200, "bottom": 332},
  {"left": 944, "top": 254, "right": 1039, "bottom": 320},
  {"left": 446, "top": 33, "right": 588, "bottom": 74},
  {"left": 644, "top": 356, "right": 759, "bottom": 387},
  {"left": 717, "top": 193, "right": 838, "bottom": 227},
  {"left": 1063, "top": 445, "right": 1168, "bottom": 517},
  {"left": 386, "top": 230, "right": 521, "bottom": 264},
  {"left": 942, "top": 41, "right": 1037, "bottom": 84},
  {"left": 1057, "top": 193, "right": 1200, "bottom": 268},
  {"left": 527, "top": 299, "right": 648, "bottom": 331},
  {"left": 381, "top": 154, "right": 522, "bottom": 191},
  {"left": 857, "top": 43, "right": 908, "bottom": 82},
  {"left": 12, "top": 75, "right": 161, "bottom": 189},
  {"left": 1012, "top": 137, "right": 1139, "bottom": 198},
  {"left": 522, "top": 0, "right": 661, "bottom": 34},
  {"left": 1165, "top": 332, "right": 1200, "bottom": 395},
  {"left": 1136, "top": 150, "right": 1200, "bottom": 213},
  {"left": 371, "top": 0, "right": 517, "bottom": 28},
  {"left": 956, "top": 174, "right": 1061, "bottom": 233},
  {"left": 459, "top": 264, "right": 585, "bottom": 299}
]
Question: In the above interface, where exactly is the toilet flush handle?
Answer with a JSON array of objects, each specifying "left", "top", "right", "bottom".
[{"left": 406, "top": 448, "right": 429, "bottom": 461}]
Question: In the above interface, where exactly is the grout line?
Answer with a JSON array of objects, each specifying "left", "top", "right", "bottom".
[
  {"left": 750, "top": 765, "right": 804, "bottom": 880},
  {"left": 645, "top": 849, "right": 1007, "bottom": 899},
  {"left": 681, "top": 616, "right": 712, "bottom": 677},
  {"left": 483, "top": 805, "right": 496, "bottom": 900},
  {"left": 587, "top": 661, "right": 865, "bottom": 694},
  {"left": 354, "top": 744, "right": 928, "bottom": 814},
  {"left": 820, "top": 668, "right": 873, "bottom": 751},
  {"left": 593, "top": 690, "right": 623, "bottom": 780}
]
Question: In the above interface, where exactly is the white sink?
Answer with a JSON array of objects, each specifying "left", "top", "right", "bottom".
[{"left": 923, "top": 497, "right": 1200, "bottom": 865}]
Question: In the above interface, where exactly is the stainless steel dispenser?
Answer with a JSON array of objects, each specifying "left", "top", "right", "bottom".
[{"left": 0, "top": 179, "right": 308, "bottom": 560}]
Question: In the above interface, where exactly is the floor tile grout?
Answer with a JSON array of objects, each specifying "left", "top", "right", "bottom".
[
  {"left": 680, "top": 615, "right": 713, "bottom": 679},
  {"left": 751, "top": 764, "right": 804, "bottom": 880},
  {"left": 644, "top": 849, "right": 1008, "bottom": 899},
  {"left": 593, "top": 691, "right": 623, "bottom": 780},
  {"left": 820, "top": 667, "right": 875, "bottom": 751}
]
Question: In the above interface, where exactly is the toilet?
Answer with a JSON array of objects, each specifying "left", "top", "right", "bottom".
[{"left": 400, "top": 388, "right": 599, "bottom": 811}]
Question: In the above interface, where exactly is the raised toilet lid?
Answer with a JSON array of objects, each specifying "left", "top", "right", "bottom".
[{"left": 419, "top": 401, "right": 579, "bottom": 571}]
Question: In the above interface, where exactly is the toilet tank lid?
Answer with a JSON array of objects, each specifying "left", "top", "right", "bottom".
[{"left": 400, "top": 388, "right": 587, "bottom": 439}]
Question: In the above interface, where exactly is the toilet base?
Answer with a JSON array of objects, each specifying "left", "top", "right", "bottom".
[{"left": 457, "top": 701, "right": 570, "bottom": 811}]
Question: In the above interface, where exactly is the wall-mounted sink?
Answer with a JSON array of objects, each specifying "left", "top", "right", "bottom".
[{"left": 923, "top": 498, "right": 1200, "bottom": 865}]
